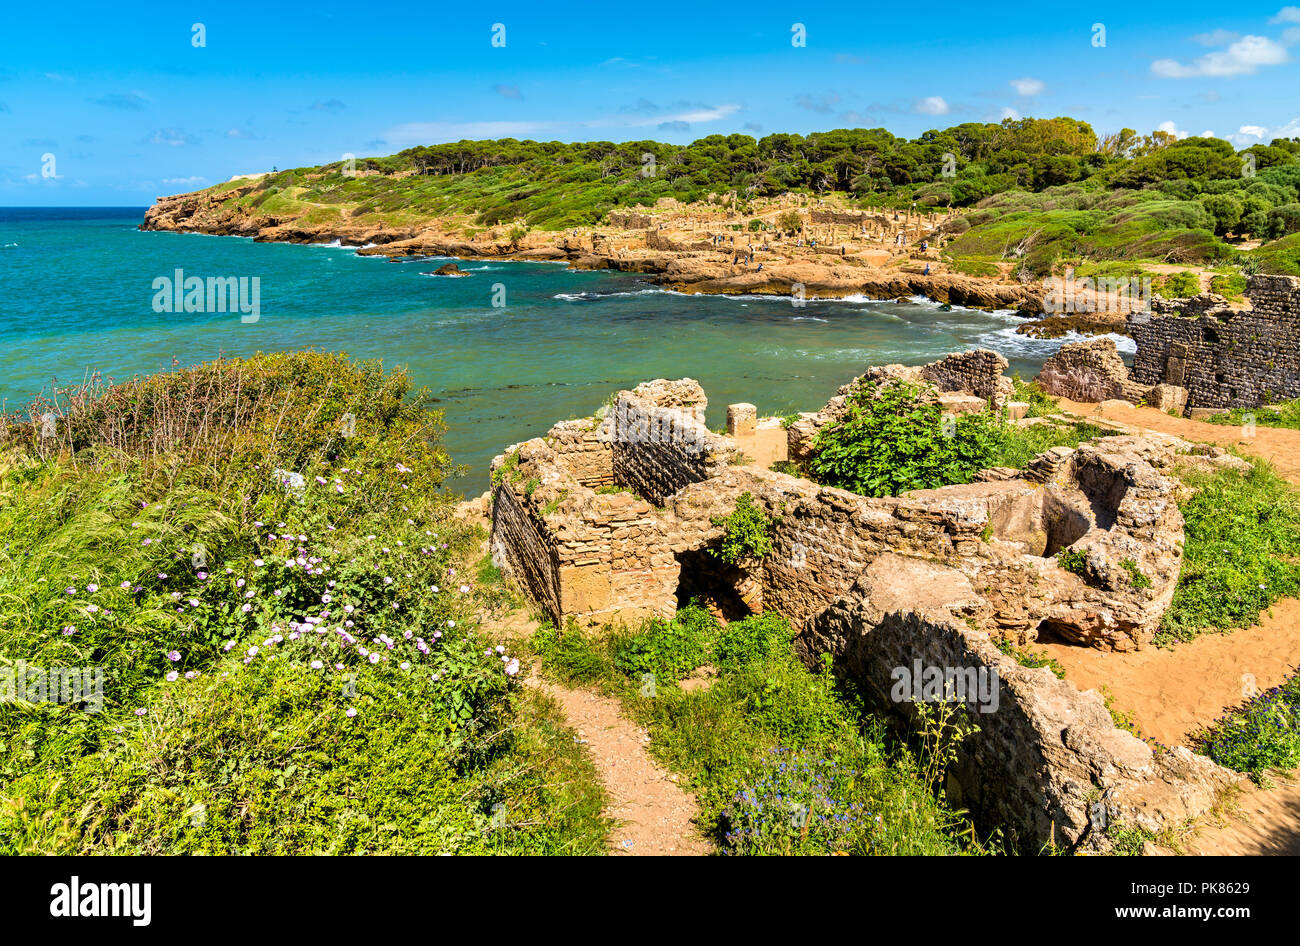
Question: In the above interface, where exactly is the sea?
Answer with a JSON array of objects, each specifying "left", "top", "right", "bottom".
[{"left": 0, "top": 207, "right": 1135, "bottom": 494}]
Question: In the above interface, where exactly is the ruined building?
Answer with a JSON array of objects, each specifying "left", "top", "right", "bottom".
[
  {"left": 487, "top": 350, "right": 1244, "bottom": 851},
  {"left": 1127, "top": 274, "right": 1300, "bottom": 409}
]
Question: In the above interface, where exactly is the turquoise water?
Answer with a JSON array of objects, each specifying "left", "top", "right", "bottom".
[{"left": 0, "top": 208, "right": 1132, "bottom": 494}]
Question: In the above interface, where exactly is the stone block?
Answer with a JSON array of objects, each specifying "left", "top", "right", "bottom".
[{"left": 727, "top": 402, "right": 757, "bottom": 436}]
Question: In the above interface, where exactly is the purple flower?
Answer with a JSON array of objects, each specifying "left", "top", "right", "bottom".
[{"left": 167, "top": 650, "right": 181, "bottom": 661}]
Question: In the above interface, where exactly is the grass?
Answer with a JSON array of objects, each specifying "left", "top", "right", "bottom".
[
  {"left": 1205, "top": 398, "right": 1300, "bottom": 431},
  {"left": 0, "top": 352, "right": 610, "bottom": 854},
  {"left": 1157, "top": 460, "right": 1300, "bottom": 646},
  {"left": 529, "top": 606, "right": 993, "bottom": 855}
]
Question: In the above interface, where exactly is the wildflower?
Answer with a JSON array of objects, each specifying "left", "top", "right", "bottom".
[
  {"left": 86, "top": 583, "right": 98, "bottom": 593},
  {"left": 86, "top": 604, "right": 100, "bottom": 613},
  {"left": 241, "top": 603, "right": 252, "bottom": 613},
  {"left": 495, "top": 645, "right": 505, "bottom": 655},
  {"left": 61, "top": 625, "right": 76, "bottom": 635},
  {"left": 65, "top": 586, "right": 75, "bottom": 595},
  {"left": 346, "top": 708, "right": 357, "bottom": 718},
  {"left": 247, "top": 645, "right": 259, "bottom": 657},
  {"left": 459, "top": 584, "right": 470, "bottom": 594},
  {"left": 134, "top": 708, "right": 147, "bottom": 716},
  {"left": 505, "top": 659, "right": 520, "bottom": 676},
  {"left": 400, "top": 661, "right": 410, "bottom": 670},
  {"left": 166, "top": 671, "right": 179, "bottom": 682},
  {"left": 368, "top": 653, "right": 380, "bottom": 664},
  {"left": 185, "top": 671, "right": 198, "bottom": 679},
  {"left": 167, "top": 650, "right": 181, "bottom": 662},
  {"left": 254, "top": 559, "right": 265, "bottom": 567},
  {"left": 310, "top": 660, "right": 323, "bottom": 670},
  {"left": 120, "top": 581, "right": 131, "bottom": 589}
]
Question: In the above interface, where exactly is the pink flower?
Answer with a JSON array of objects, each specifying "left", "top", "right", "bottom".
[
  {"left": 167, "top": 650, "right": 181, "bottom": 661},
  {"left": 345, "top": 708, "right": 357, "bottom": 718}
]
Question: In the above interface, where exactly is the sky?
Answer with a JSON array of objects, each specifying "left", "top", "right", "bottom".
[{"left": 2, "top": 1, "right": 1299, "bottom": 205}]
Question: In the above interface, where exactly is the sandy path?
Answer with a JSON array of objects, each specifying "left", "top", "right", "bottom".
[
  {"left": 1054, "top": 400, "right": 1300, "bottom": 855},
  {"left": 484, "top": 601, "right": 709, "bottom": 856},
  {"left": 1058, "top": 398, "right": 1300, "bottom": 483},
  {"left": 1033, "top": 598, "right": 1300, "bottom": 747},
  {"left": 528, "top": 677, "right": 710, "bottom": 856}
]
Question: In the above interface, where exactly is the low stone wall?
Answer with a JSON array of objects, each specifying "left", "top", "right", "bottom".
[
  {"left": 1128, "top": 274, "right": 1300, "bottom": 408},
  {"left": 920, "top": 348, "right": 1013, "bottom": 406},
  {"left": 607, "top": 379, "right": 739, "bottom": 507},
  {"left": 798, "top": 605, "right": 1235, "bottom": 852}
]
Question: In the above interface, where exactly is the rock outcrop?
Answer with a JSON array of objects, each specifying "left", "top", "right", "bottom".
[{"left": 1034, "top": 337, "right": 1147, "bottom": 403}]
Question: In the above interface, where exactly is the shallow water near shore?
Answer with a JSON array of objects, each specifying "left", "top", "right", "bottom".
[{"left": 1, "top": 207, "right": 1132, "bottom": 494}]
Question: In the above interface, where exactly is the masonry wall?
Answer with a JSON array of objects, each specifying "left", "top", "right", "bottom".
[
  {"left": 798, "top": 606, "right": 1231, "bottom": 852},
  {"left": 490, "top": 481, "right": 563, "bottom": 624},
  {"left": 920, "top": 348, "right": 1012, "bottom": 405},
  {"left": 608, "top": 384, "right": 735, "bottom": 507},
  {"left": 1128, "top": 274, "right": 1300, "bottom": 408}
]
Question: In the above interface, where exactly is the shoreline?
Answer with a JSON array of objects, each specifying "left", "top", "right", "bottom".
[{"left": 139, "top": 189, "right": 1048, "bottom": 314}]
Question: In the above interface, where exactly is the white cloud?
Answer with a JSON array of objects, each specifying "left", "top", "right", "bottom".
[
  {"left": 1009, "top": 77, "right": 1045, "bottom": 96},
  {"left": 1000, "top": 107, "right": 1022, "bottom": 121},
  {"left": 914, "top": 96, "right": 949, "bottom": 115},
  {"left": 1238, "top": 124, "right": 1269, "bottom": 137},
  {"left": 1190, "top": 29, "right": 1239, "bottom": 46},
  {"left": 162, "top": 176, "right": 208, "bottom": 186},
  {"left": 226, "top": 127, "right": 255, "bottom": 139},
  {"left": 624, "top": 103, "right": 740, "bottom": 126},
  {"left": 1157, "top": 121, "right": 1189, "bottom": 139},
  {"left": 1270, "top": 6, "right": 1300, "bottom": 23},
  {"left": 1152, "top": 34, "right": 1288, "bottom": 77}
]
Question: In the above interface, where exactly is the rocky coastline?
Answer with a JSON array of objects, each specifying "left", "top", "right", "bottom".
[{"left": 140, "top": 187, "right": 1045, "bottom": 313}]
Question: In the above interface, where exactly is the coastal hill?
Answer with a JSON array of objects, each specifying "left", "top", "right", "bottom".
[{"left": 141, "top": 117, "right": 1300, "bottom": 322}]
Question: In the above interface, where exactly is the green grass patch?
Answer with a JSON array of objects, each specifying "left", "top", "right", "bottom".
[
  {"left": 529, "top": 606, "right": 991, "bottom": 855},
  {"left": 1158, "top": 460, "right": 1300, "bottom": 645}
]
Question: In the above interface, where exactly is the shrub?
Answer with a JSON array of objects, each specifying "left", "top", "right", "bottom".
[
  {"left": 709, "top": 492, "right": 775, "bottom": 564},
  {"left": 1193, "top": 669, "right": 1300, "bottom": 783},
  {"left": 807, "top": 380, "right": 1003, "bottom": 497}
]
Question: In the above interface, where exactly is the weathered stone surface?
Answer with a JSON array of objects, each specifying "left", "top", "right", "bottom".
[
  {"left": 798, "top": 605, "right": 1236, "bottom": 852},
  {"left": 726, "top": 402, "right": 757, "bottom": 436},
  {"left": 1035, "top": 336, "right": 1144, "bottom": 402},
  {"left": 1129, "top": 274, "right": 1300, "bottom": 409},
  {"left": 1145, "top": 383, "right": 1189, "bottom": 415}
]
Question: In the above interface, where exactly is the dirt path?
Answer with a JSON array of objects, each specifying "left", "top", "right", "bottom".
[
  {"left": 1055, "top": 400, "right": 1300, "bottom": 855},
  {"left": 1181, "top": 773, "right": 1300, "bottom": 856},
  {"left": 528, "top": 676, "right": 710, "bottom": 855},
  {"left": 485, "top": 601, "right": 709, "bottom": 856},
  {"left": 1058, "top": 397, "right": 1300, "bottom": 482}
]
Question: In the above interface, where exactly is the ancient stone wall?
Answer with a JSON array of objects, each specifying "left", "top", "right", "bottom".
[
  {"left": 490, "top": 472, "right": 564, "bottom": 623},
  {"left": 548, "top": 419, "right": 613, "bottom": 488},
  {"left": 608, "top": 211, "right": 653, "bottom": 229},
  {"left": 1128, "top": 274, "right": 1300, "bottom": 408},
  {"left": 798, "top": 606, "right": 1234, "bottom": 852},
  {"left": 920, "top": 348, "right": 1013, "bottom": 406},
  {"left": 607, "top": 379, "right": 739, "bottom": 506}
]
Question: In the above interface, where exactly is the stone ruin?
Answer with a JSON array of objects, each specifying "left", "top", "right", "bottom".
[
  {"left": 1035, "top": 274, "right": 1300, "bottom": 413},
  {"left": 487, "top": 351, "right": 1246, "bottom": 851}
]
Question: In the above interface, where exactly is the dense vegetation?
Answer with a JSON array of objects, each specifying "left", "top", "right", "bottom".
[
  {"left": 804, "top": 379, "right": 1112, "bottom": 498},
  {"left": 0, "top": 352, "right": 608, "bottom": 854},
  {"left": 529, "top": 606, "right": 993, "bottom": 855},
  {"left": 204, "top": 117, "right": 1300, "bottom": 276},
  {"left": 1157, "top": 461, "right": 1300, "bottom": 646}
]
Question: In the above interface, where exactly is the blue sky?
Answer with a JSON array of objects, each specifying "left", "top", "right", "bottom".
[{"left": 2, "top": 0, "right": 1299, "bottom": 205}]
